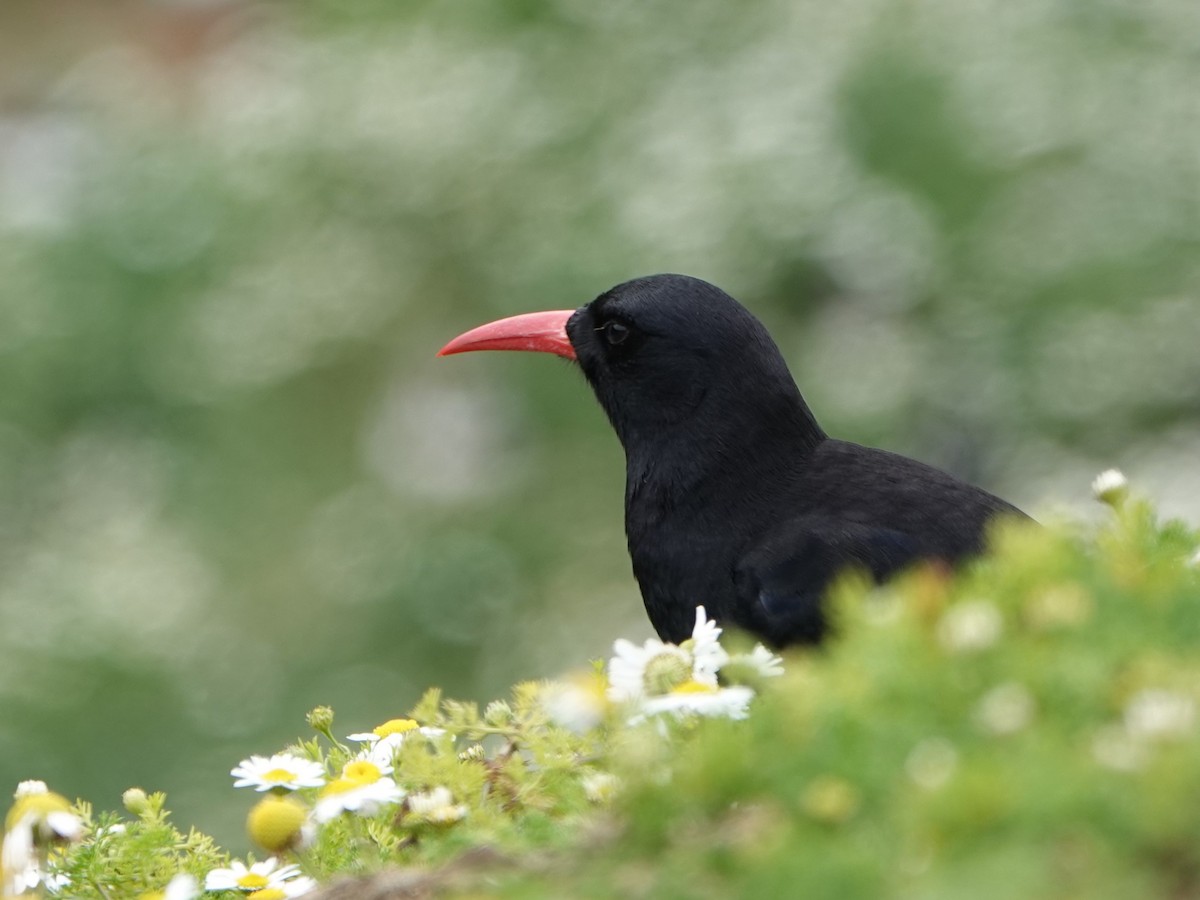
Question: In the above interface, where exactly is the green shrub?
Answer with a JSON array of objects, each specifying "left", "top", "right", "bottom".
[{"left": 6, "top": 484, "right": 1199, "bottom": 899}]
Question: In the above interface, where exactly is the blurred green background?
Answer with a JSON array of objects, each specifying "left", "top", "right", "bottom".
[{"left": 0, "top": 0, "right": 1196, "bottom": 849}]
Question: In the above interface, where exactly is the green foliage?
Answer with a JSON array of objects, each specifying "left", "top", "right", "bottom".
[
  {"left": 56, "top": 793, "right": 226, "bottom": 899},
  {"left": 490, "top": 499, "right": 1200, "bottom": 898},
  {"left": 9, "top": 492, "right": 1200, "bottom": 898}
]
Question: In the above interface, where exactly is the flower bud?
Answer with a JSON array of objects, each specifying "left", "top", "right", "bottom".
[
  {"left": 484, "top": 700, "right": 513, "bottom": 726},
  {"left": 122, "top": 787, "right": 150, "bottom": 815},
  {"left": 306, "top": 706, "right": 334, "bottom": 734},
  {"left": 247, "top": 795, "right": 307, "bottom": 853},
  {"left": 458, "top": 744, "right": 486, "bottom": 762},
  {"left": 1092, "top": 469, "right": 1129, "bottom": 507}
]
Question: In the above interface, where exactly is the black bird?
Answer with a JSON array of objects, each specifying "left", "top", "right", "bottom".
[{"left": 439, "top": 274, "right": 1030, "bottom": 647}]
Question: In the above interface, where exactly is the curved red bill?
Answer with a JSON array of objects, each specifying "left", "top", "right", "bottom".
[{"left": 437, "top": 309, "right": 576, "bottom": 360}]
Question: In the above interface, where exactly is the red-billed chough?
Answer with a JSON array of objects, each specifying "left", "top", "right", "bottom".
[{"left": 439, "top": 274, "right": 1030, "bottom": 647}]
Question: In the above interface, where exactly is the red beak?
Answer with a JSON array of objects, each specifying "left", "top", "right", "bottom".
[{"left": 437, "top": 310, "right": 577, "bottom": 360}]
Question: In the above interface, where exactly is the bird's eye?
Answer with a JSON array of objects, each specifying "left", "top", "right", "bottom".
[{"left": 601, "top": 321, "right": 630, "bottom": 346}]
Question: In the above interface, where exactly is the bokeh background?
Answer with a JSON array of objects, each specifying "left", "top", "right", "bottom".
[{"left": 1, "top": 0, "right": 1197, "bottom": 849}]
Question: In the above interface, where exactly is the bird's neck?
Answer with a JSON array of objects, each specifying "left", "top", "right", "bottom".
[{"left": 622, "top": 385, "right": 825, "bottom": 502}]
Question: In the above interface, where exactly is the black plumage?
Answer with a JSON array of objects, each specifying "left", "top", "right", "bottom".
[{"left": 443, "top": 274, "right": 1031, "bottom": 647}]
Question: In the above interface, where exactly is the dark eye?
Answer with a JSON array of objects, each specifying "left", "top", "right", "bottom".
[{"left": 601, "top": 320, "right": 630, "bottom": 346}]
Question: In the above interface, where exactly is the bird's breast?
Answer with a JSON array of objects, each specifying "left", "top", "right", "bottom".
[{"left": 624, "top": 499, "right": 742, "bottom": 643}]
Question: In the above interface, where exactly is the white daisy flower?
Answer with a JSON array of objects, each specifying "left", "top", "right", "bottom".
[
  {"left": 581, "top": 772, "right": 621, "bottom": 804},
  {"left": 346, "top": 717, "right": 446, "bottom": 743},
  {"left": 608, "top": 638, "right": 692, "bottom": 701},
  {"left": 684, "top": 606, "right": 729, "bottom": 685},
  {"left": 204, "top": 857, "right": 304, "bottom": 892},
  {"left": 162, "top": 873, "right": 200, "bottom": 900},
  {"left": 542, "top": 674, "right": 609, "bottom": 733},
  {"left": 2, "top": 784, "right": 83, "bottom": 896},
  {"left": 608, "top": 607, "right": 743, "bottom": 706},
  {"left": 738, "top": 644, "right": 785, "bottom": 679},
  {"left": 312, "top": 776, "right": 405, "bottom": 823},
  {"left": 339, "top": 757, "right": 393, "bottom": 783},
  {"left": 1, "top": 823, "right": 39, "bottom": 896},
  {"left": 272, "top": 876, "right": 318, "bottom": 897},
  {"left": 355, "top": 734, "right": 406, "bottom": 771},
  {"left": 230, "top": 754, "right": 326, "bottom": 793},
  {"left": 406, "top": 786, "right": 468, "bottom": 825},
  {"left": 634, "top": 681, "right": 755, "bottom": 722},
  {"left": 346, "top": 719, "right": 447, "bottom": 768}
]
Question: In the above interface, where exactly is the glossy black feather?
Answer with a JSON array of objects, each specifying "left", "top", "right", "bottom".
[
  {"left": 735, "top": 514, "right": 919, "bottom": 644},
  {"left": 565, "top": 274, "right": 1030, "bottom": 647}
]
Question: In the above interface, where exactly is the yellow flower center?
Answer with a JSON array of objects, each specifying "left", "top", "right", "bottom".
[
  {"left": 262, "top": 768, "right": 298, "bottom": 783},
  {"left": 137, "top": 893, "right": 164, "bottom": 900},
  {"left": 643, "top": 651, "right": 692, "bottom": 695},
  {"left": 238, "top": 873, "right": 270, "bottom": 889},
  {"left": 672, "top": 679, "right": 718, "bottom": 694},
  {"left": 248, "top": 890, "right": 287, "bottom": 900},
  {"left": 320, "top": 777, "right": 361, "bottom": 797},
  {"left": 342, "top": 761, "right": 382, "bottom": 783},
  {"left": 374, "top": 718, "right": 419, "bottom": 738}
]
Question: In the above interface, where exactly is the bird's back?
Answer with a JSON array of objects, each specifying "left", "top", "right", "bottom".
[
  {"left": 628, "top": 436, "right": 1028, "bottom": 645},
  {"left": 789, "top": 438, "right": 1027, "bottom": 559}
]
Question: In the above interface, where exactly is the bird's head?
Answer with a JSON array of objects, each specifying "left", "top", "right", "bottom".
[{"left": 439, "top": 274, "right": 820, "bottom": 456}]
